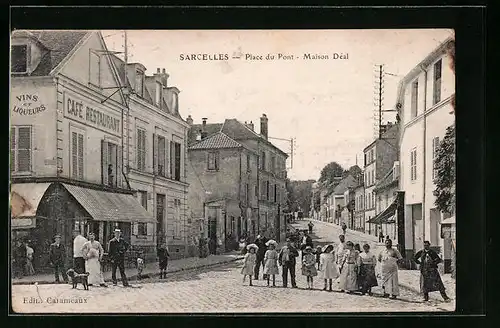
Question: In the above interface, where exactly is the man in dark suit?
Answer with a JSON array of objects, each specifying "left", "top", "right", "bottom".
[
  {"left": 49, "top": 234, "right": 69, "bottom": 283},
  {"left": 107, "top": 229, "right": 130, "bottom": 287},
  {"left": 279, "top": 238, "right": 299, "bottom": 288},
  {"left": 254, "top": 235, "right": 268, "bottom": 280}
]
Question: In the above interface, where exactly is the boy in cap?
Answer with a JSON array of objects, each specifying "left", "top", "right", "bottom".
[{"left": 49, "top": 234, "right": 69, "bottom": 283}]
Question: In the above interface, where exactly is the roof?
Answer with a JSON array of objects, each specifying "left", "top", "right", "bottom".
[
  {"left": 363, "top": 123, "right": 399, "bottom": 152},
  {"left": 374, "top": 167, "right": 399, "bottom": 192},
  {"left": 12, "top": 30, "right": 89, "bottom": 76},
  {"left": 188, "top": 123, "right": 224, "bottom": 145},
  {"left": 189, "top": 132, "right": 243, "bottom": 150},
  {"left": 325, "top": 175, "right": 358, "bottom": 197}
]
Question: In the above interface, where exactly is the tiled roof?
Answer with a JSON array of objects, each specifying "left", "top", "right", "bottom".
[
  {"left": 189, "top": 132, "right": 242, "bottom": 150},
  {"left": 188, "top": 123, "right": 223, "bottom": 145},
  {"left": 13, "top": 30, "right": 89, "bottom": 76}
]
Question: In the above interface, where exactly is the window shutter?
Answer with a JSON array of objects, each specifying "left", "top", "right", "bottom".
[
  {"left": 117, "top": 145, "right": 123, "bottom": 187},
  {"left": 78, "top": 133, "right": 84, "bottom": 179},
  {"left": 101, "top": 140, "right": 109, "bottom": 185},
  {"left": 17, "top": 126, "right": 31, "bottom": 172},
  {"left": 180, "top": 144, "right": 184, "bottom": 180},
  {"left": 10, "top": 128, "right": 15, "bottom": 171},
  {"left": 170, "top": 140, "right": 175, "bottom": 178},
  {"left": 147, "top": 223, "right": 154, "bottom": 236},
  {"left": 132, "top": 222, "right": 138, "bottom": 236},
  {"left": 164, "top": 137, "right": 168, "bottom": 177},
  {"left": 153, "top": 133, "right": 158, "bottom": 175}
]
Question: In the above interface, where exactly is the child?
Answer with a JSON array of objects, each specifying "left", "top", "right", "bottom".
[
  {"left": 136, "top": 251, "right": 145, "bottom": 280},
  {"left": 157, "top": 242, "right": 170, "bottom": 279},
  {"left": 315, "top": 246, "right": 322, "bottom": 270},
  {"left": 320, "top": 244, "right": 339, "bottom": 291},
  {"left": 302, "top": 246, "right": 318, "bottom": 289},
  {"left": 241, "top": 244, "right": 258, "bottom": 286},
  {"left": 263, "top": 240, "right": 279, "bottom": 287}
]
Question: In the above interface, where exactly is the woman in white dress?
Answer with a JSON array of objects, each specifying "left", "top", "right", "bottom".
[
  {"left": 378, "top": 238, "right": 403, "bottom": 299},
  {"left": 82, "top": 232, "right": 107, "bottom": 287},
  {"left": 319, "top": 244, "right": 339, "bottom": 291}
]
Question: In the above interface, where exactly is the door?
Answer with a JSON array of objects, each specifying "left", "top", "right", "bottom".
[
  {"left": 412, "top": 204, "right": 423, "bottom": 251},
  {"left": 429, "top": 208, "right": 440, "bottom": 246},
  {"left": 156, "top": 194, "right": 166, "bottom": 246},
  {"left": 208, "top": 217, "right": 217, "bottom": 254},
  {"left": 237, "top": 217, "right": 242, "bottom": 239}
]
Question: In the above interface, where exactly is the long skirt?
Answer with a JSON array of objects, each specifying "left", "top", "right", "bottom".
[
  {"left": 420, "top": 268, "right": 446, "bottom": 293},
  {"left": 302, "top": 264, "right": 318, "bottom": 277},
  {"left": 263, "top": 259, "right": 279, "bottom": 275},
  {"left": 85, "top": 258, "right": 105, "bottom": 285},
  {"left": 159, "top": 259, "right": 168, "bottom": 270},
  {"left": 241, "top": 263, "right": 255, "bottom": 275},
  {"left": 381, "top": 264, "right": 400, "bottom": 296},
  {"left": 338, "top": 263, "right": 358, "bottom": 291},
  {"left": 358, "top": 264, "right": 378, "bottom": 291}
]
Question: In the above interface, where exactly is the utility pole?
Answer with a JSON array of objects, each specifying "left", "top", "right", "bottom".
[
  {"left": 378, "top": 64, "right": 383, "bottom": 139},
  {"left": 124, "top": 30, "right": 128, "bottom": 64}
]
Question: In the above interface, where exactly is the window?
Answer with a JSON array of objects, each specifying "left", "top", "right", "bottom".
[
  {"left": 274, "top": 184, "right": 277, "bottom": 203},
  {"left": 135, "top": 71, "right": 144, "bottom": 97},
  {"left": 136, "top": 129, "right": 146, "bottom": 172},
  {"left": 410, "top": 148, "right": 417, "bottom": 181},
  {"left": 10, "top": 126, "right": 31, "bottom": 173},
  {"left": 207, "top": 151, "right": 219, "bottom": 171},
  {"left": 371, "top": 149, "right": 375, "bottom": 162},
  {"left": 411, "top": 79, "right": 419, "bottom": 118},
  {"left": 101, "top": 140, "right": 121, "bottom": 187},
  {"left": 155, "top": 81, "right": 162, "bottom": 106},
  {"left": 260, "top": 151, "right": 266, "bottom": 171},
  {"left": 156, "top": 194, "right": 166, "bottom": 238},
  {"left": 171, "top": 142, "right": 182, "bottom": 181},
  {"left": 433, "top": 59, "right": 442, "bottom": 105},
  {"left": 156, "top": 135, "right": 167, "bottom": 177},
  {"left": 11, "top": 45, "right": 28, "bottom": 73},
  {"left": 372, "top": 194, "right": 375, "bottom": 209},
  {"left": 372, "top": 170, "right": 375, "bottom": 185},
  {"left": 71, "top": 131, "right": 84, "bottom": 179},
  {"left": 138, "top": 190, "right": 148, "bottom": 210},
  {"left": 364, "top": 153, "right": 367, "bottom": 166},
  {"left": 89, "top": 51, "right": 101, "bottom": 87},
  {"left": 246, "top": 153, "right": 251, "bottom": 172},
  {"left": 266, "top": 181, "right": 270, "bottom": 200},
  {"left": 246, "top": 183, "right": 250, "bottom": 204},
  {"left": 271, "top": 156, "right": 276, "bottom": 173},
  {"left": 173, "top": 199, "right": 181, "bottom": 239},
  {"left": 255, "top": 185, "right": 258, "bottom": 197},
  {"left": 432, "top": 137, "right": 440, "bottom": 179}
]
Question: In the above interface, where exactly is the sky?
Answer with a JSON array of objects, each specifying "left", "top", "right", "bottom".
[{"left": 104, "top": 29, "right": 453, "bottom": 181}]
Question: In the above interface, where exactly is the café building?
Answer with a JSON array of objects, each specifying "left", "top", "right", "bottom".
[{"left": 10, "top": 30, "right": 155, "bottom": 271}]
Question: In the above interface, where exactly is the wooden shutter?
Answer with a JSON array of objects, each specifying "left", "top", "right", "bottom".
[
  {"left": 164, "top": 137, "right": 168, "bottom": 177},
  {"left": 147, "top": 223, "right": 154, "bottom": 236},
  {"left": 170, "top": 140, "right": 175, "bottom": 178},
  {"left": 72, "top": 132, "right": 78, "bottom": 178},
  {"left": 117, "top": 145, "right": 123, "bottom": 187},
  {"left": 10, "top": 128, "right": 15, "bottom": 171},
  {"left": 101, "top": 140, "right": 108, "bottom": 185},
  {"left": 153, "top": 133, "right": 158, "bottom": 175},
  {"left": 78, "top": 133, "right": 84, "bottom": 179}
]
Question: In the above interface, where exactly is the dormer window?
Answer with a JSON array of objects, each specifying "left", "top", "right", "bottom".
[
  {"left": 155, "top": 81, "right": 162, "bottom": 106},
  {"left": 11, "top": 45, "right": 28, "bottom": 74},
  {"left": 135, "top": 70, "right": 144, "bottom": 97}
]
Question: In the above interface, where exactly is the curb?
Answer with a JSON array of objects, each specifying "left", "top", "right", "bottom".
[{"left": 12, "top": 256, "right": 245, "bottom": 286}]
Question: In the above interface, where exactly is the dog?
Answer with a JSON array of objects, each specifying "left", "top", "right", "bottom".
[{"left": 66, "top": 269, "right": 90, "bottom": 290}]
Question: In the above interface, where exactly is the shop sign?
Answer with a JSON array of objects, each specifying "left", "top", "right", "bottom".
[
  {"left": 11, "top": 94, "right": 46, "bottom": 116},
  {"left": 11, "top": 217, "right": 36, "bottom": 229},
  {"left": 63, "top": 92, "right": 121, "bottom": 136}
]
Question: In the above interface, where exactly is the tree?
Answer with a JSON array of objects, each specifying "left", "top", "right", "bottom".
[
  {"left": 433, "top": 124, "right": 455, "bottom": 214},
  {"left": 319, "top": 161, "right": 345, "bottom": 186}
]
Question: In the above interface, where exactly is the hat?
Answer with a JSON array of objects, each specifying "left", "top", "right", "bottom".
[
  {"left": 265, "top": 239, "right": 277, "bottom": 247},
  {"left": 54, "top": 234, "right": 61, "bottom": 238},
  {"left": 322, "top": 244, "right": 334, "bottom": 252},
  {"left": 246, "top": 243, "right": 259, "bottom": 251},
  {"left": 305, "top": 246, "right": 313, "bottom": 251},
  {"left": 114, "top": 229, "right": 121, "bottom": 233}
]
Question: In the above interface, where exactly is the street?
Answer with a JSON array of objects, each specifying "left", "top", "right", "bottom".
[{"left": 11, "top": 221, "right": 454, "bottom": 313}]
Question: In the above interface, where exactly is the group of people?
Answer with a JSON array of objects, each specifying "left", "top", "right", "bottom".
[
  {"left": 239, "top": 231, "right": 451, "bottom": 303},
  {"left": 11, "top": 239, "right": 35, "bottom": 278}
]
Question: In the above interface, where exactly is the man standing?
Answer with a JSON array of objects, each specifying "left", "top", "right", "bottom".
[
  {"left": 49, "top": 234, "right": 69, "bottom": 283},
  {"left": 13, "top": 239, "right": 27, "bottom": 278},
  {"left": 341, "top": 222, "right": 347, "bottom": 235},
  {"left": 414, "top": 241, "right": 451, "bottom": 302},
  {"left": 335, "top": 235, "right": 346, "bottom": 265},
  {"left": 72, "top": 229, "right": 87, "bottom": 274},
  {"left": 254, "top": 235, "right": 268, "bottom": 280},
  {"left": 308, "top": 221, "right": 314, "bottom": 234},
  {"left": 108, "top": 229, "right": 130, "bottom": 287},
  {"left": 279, "top": 238, "right": 299, "bottom": 288}
]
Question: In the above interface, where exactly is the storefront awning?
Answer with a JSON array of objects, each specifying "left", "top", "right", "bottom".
[
  {"left": 10, "top": 183, "right": 52, "bottom": 218},
  {"left": 367, "top": 200, "right": 397, "bottom": 224},
  {"left": 62, "top": 184, "right": 156, "bottom": 223}
]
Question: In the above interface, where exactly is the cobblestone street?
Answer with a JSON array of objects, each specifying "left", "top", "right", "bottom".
[{"left": 11, "top": 221, "right": 454, "bottom": 313}]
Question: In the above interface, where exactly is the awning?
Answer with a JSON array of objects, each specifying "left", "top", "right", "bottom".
[
  {"left": 62, "top": 184, "right": 156, "bottom": 223},
  {"left": 367, "top": 201, "right": 397, "bottom": 224},
  {"left": 10, "top": 183, "right": 52, "bottom": 218}
]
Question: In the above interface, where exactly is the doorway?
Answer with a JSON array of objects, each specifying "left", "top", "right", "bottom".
[
  {"left": 208, "top": 217, "right": 217, "bottom": 254},
  {"left": 429, "top": 208, "right": 440, "bottom": 246},
  {"left": 412, "top": 204, "right": 423, "bottom": 251}
]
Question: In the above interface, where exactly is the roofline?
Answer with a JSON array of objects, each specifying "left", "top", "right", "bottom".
[
  {"left": 363, "top": 139, "right": 377, "bottom": 152},
  {"left": 49, "top": 31, "right": 93, "bottom": 76}
]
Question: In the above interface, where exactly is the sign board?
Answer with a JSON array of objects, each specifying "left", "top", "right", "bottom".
[
  {"left": 11, "top": 93, "right": 47, "bottom": 116},
  {"left": 11, "top": 217, "right": 36, "bottom": 229}
]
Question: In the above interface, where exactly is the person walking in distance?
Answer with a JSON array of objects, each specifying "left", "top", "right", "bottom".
[
  {"left": 414, "top": 241, "right": 451, "bottom": 302},
  {"left": 308, "top": 221, "right": 314, "bottom": 234},
  {"left": 157, "top": 242, "right": 170, "bottom": 279},
  {"left": 49, "top": 234, "right": 68, "bottom": 283},
  {"left": 108, "top": 229, "right": 130, "bottom": 287},
  {"left": 278, "top": 238, "right": 299, "bottom": 288},
  {"left": 72, "top": 229, "right": 88, "bottom": 274},
  {"left": 341, "top": 222, "right": 347, "bottom": 235}
]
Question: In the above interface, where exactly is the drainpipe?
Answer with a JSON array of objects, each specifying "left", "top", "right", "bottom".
[
  {"left": 238, "top": 147, "right": 243, "bottom": 240},
  {"left": 420, "top": 64, "right": 428, "bottom": 246},
  {"left": 256, "top": 141, "right": 260, "bottom": 236}
]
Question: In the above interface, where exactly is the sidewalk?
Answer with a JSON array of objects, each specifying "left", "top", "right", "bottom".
[
  {"left": 298, "top": 219, "right": 456, "bottom": 302},
  {"left": 12, "top": 251, "right": 244, "bottom": 285}
]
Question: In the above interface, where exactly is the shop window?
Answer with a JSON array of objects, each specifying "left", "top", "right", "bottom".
[
  {"left": 10, "top": 126, "right": 31, "bottom": 173},
  {"left": 11, "top": 45, "right": 28, "bottom": 73}
]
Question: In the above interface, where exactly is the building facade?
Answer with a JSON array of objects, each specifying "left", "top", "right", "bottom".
[
  {"left": 10, "top": 30, "right": 155, "bottom": 270},
  {"left": 324, "top": 175, "right": 357, "bottom": 225},
  {"left": 372, "top": 162, "right": 400, "bottom": 241},
  {"left": 110, "top": 55, "right": 190, "bottom": 260},
  {"left": 362, "top": 123, "right": 399, "bottom": 236},
  {"left": 353, "top": 176, "right": 365, "bottom": 232},
  {"left": 397, "top": 38, "right": 455, "bottom": 265}
]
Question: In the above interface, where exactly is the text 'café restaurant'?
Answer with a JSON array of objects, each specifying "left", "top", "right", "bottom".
[{"left": 10, "top": 30, "right": 155, "bottom": 272}]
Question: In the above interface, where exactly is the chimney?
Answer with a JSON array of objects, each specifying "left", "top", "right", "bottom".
[
  {"left": 157, "top": 68, "right": 161, "bottom": 74},
  {"left": 162, "top": 68, "right": 166, "bottom": 74},
  {"left": 201, "top": 118, "right": 208, "bottom": 139},
  {"left": 247, "top": 121, "right": 254, "bottom": 131},
  {"left": 186, "top": 115, "right": 193, "bottom": 125},
  {"left": 260, "top": 114, "right": 268, "bottom": 140}
]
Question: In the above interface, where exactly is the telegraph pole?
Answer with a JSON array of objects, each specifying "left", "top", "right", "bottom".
[
  {"left": 378, "top": 65, "right": 383, "bottom": 139},
  {"left": 124, "top": 30, "right": 128, "bottom": 64}
]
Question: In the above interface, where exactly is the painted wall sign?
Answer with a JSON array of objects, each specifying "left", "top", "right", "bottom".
[
  {"left": 11, "top": 217, "right": 36, "bottom": 229},
  {"left": 12, "top": 94, "right": 46, "bottom": 116},
  {"left": 63, "top": 92, "right": 121, "bottom": 136}
]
